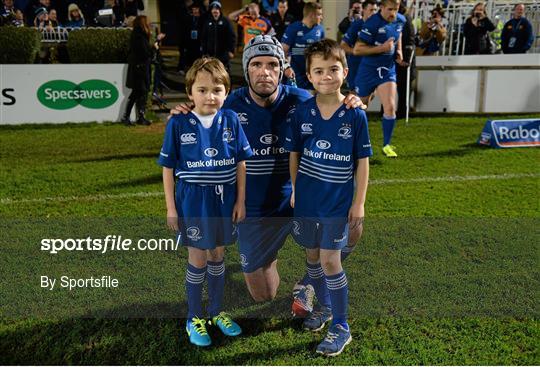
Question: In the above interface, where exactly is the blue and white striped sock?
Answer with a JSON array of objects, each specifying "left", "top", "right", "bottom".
[
  {"left": 186, "top": 263, "right": 206, "bottom": 319},
  {"left": 307, "top": 262, "right": 331, "bottom": 308},
  {"left": 326, "top": 271, "right": 349, "bottom": 328},
  {"left": 206, "top": 260, "right": 225, "bottom": 317}
]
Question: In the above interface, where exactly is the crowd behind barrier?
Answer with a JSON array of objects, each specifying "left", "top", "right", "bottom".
[{"left": 2, "top": 0, "right": 537, "bottom": 54}]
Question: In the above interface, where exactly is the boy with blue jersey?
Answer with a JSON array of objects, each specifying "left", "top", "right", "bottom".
[
  {"left": 285, "top": 39, "right": 371, "bottom": 356},
  {"left": 281, "top": 2, "right": 325, "bottom": 90},
  {"left": 158, "top": 57, "right": 253, "bottom": 347},
  {"left": 340, "top": 0, "right": 378, "bottom": 91},
  {"left": 353, "top": 0, "right": 406, "bottom": 158}
]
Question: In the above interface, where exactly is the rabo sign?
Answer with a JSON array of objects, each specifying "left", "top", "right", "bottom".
[
  {"left": 478, "top": 119, "right": 540, "bottom": 148},
  {"left": 37, "top": 79, "right": 119, "bottom": 110}
]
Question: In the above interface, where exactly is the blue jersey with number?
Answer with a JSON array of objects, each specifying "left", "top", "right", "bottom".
[
  {"left": 358, "top": 12, "right": 406, "bottom": 68},
  {"left": 157, "top": 109, "right": 253, "bottom": 184},
  {"left": 285, "top": 97, "right": 372, "bottom": 218},
  {"left": 282, "top": 21, "right": 325, "bottom": 85},
  {"left": 224, "top": 85, "right": 312, "bottom": 217}
]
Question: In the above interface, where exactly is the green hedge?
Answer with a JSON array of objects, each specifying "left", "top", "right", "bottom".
[
  {"left": 67, "top": 28, "right": 131, "bottom": 63},
  {"left": 0, "top": 26, "right": 41, "bottom": 64}
]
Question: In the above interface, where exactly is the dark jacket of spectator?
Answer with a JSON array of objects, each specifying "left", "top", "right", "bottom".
[
  {"left": 501, "top": 16, "right": 534, "bottom": 54},
  {"left": 338, "top": 3, "right": 362, "bottom": 35},
  {"left": 463, "top": 4, "right": 495, "bottom": 55},
  {"left": 269, "top": 8, "right": 294, "bottom": 41},
  {"left": 123, "top": 0, "right": 142, "bottom": 17},
  {"left": 396, "top": 11, "right": 416, "bottom": 119},
  {"left": 123, "top": 15, "right": 154, "bottom": 125},
  {"left": 201, "top": 12, "right": 236, "bottom": 69},
  {"left": 126, "top": 24, "right": 152, "bottom": 91}
]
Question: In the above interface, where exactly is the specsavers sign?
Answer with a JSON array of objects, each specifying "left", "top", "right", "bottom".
[{"left": 1, "top": 64, "right": 130, "bottom": 124}]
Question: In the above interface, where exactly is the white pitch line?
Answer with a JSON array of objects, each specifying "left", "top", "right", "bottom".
[
  {"left": 0, "top": 173, "right": 538, "bottom": 205},
  {"left": 369, "top": 172, "right": 540, "bottom": 185}
]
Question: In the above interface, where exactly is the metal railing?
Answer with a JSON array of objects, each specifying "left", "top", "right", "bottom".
[{"left": 36, "top": 26, "right": 128, "bottom": 43}]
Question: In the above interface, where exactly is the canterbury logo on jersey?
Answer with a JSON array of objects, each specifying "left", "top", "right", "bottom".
[{"left": 181, "top": 133, "right": 197, "bottom": 144}]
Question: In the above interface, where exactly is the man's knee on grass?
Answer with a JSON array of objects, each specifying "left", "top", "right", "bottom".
[{"left": 243, "top": 264, "right": 280, "bottom": 302}]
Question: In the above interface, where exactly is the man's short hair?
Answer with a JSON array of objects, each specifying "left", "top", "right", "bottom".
[
  {"left": 513, "top": 3, "right": 525, "bottom": 10},
  {"left": 303, "top": 2, "right": 322, "bottom": 17},
  {"left": 380, "top": 0, "right": 400, "bottom": 7},
  {"left": 185, "top": 57, "right": 231, "bottom": 95},
  {"left": 305, "top": 39, "right": 347, "bottom": 73},
  {"left": 362, "top": 0, "right": 377, "bottom": 9}
]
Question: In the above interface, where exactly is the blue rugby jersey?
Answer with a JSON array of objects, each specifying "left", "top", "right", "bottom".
[
  {"left": 358, "top": 12, "right": 406, "bottom": 68},
  {"left": 281, "top": 21, "right": 325, "bottom": 82},
  {"left": 157, "top": 109, "right": 253, "bottom": 185},
  {"left": 342, "top": 18, "right": 365, "bottom": 88},
  {"left": 224, "top": 85, "right": 312, "bottom": 217},
  {"left": 285, "top": 97, "right": 372, "bottom": 218}
]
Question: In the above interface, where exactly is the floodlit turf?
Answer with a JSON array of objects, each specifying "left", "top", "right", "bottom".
[{"left": 0, "top": 115, "right": 539, "bottom": 364}]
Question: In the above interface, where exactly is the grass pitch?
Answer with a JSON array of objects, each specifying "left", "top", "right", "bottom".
[{"left": 0, "top": 115, "right": 539, "bottom": 364}]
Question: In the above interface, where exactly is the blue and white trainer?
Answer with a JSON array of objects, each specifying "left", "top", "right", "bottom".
[
  {"left": 302, "top": 305, "right": 332, "bottom": 331},
  {"left": 316, "top": 324, "right": 352, "bottom": 357},
  {"left": 186, "top": 317, "right": 212, "bottom": 347},
  {"left": 211, "top": 312, "right": 242, "bottom": 336},
  {"left": 291, "top": 284, "right": 315, "bottom": 317}
]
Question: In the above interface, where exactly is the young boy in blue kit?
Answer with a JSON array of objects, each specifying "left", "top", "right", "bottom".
[
  {"left": 285, "top": 39, "right": 372, "bottom": 356},
  {"left": 158, "top": 57, "right": 253, "bottom": 347}
]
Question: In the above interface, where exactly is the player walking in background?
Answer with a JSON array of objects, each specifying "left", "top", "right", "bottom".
[
  {"left": 340, "top": 0, "right": 378, "bottom": 92},
  {"left": 285, "top": 39, "right": 371, "bottom": 356},
  {"left": 281, "top": 2, "right": 325, "bottom": 90},
  {"left": 353, "top": 0, "right": 405, "bottom": 158},
  {"left": 158, "top": 58, "right": 253, "bottom": 347}
]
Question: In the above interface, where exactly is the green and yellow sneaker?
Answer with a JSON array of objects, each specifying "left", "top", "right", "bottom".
[
  {"left": 382, "top": 144, "right": 398, "bottom": 158},
  {"left": 186, "top": 317, "right": 211, "bottom": 347},
  {"left": 211, "top": 312, "right": 242, "bottom": 336}
]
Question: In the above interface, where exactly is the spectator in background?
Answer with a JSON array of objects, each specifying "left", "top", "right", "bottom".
[
  {"left": 341, "top": 0, "right": 378, "bottom": 91},
  {"left": 229, "top": 2, "right": 274, "bottom": 47},
  {"left": 122, "top": 15, "right": 162, "bottom": 125},
  {"left": 269, "top": 0, "right": 294, "bottom": 41},
  {"left": 287, "top": 0, "right": 304, "bottom": 21},
  {"left": 178, "top": 3, "right": 203, "bottom": 73},
  {"left": 123, "top": 0, "right": 142, "bottom": 18},
  {"left": 33, "top": 6, "right": 52, "bottom": 29},
  {"left": 261, "top": 0, "right": 278, "bottom": 17},
  {"left": 75, "top": 0, "right": 102, "bottom": 26},
  {"left": 281, "top": 1, "right": 324, "bottom": 89},
  {"left": 48, "top": 7, "right": 58, "bottom": 26},
  {"left": 14, "top": 7, "right": 24, "bottom": 25},
  {"left": 501, "top": 3, "right": 534, "bottom": 54},
  {"left": 66, "top": 3, "right": 84, "bottom": 27},
  {"left": 338, "top": 2, "right": 361, "bottom": 36},
  {"left": 28, "top": 0, "right": 49, "bottom": 25},
  {"left": 201, "top": 1, "right": 236, "bottom": 71},
  {"left": 417, "top": 7, "right": 447, "bottom": 55},
  {"left": 1, "top": 0, "right": 23, "bottom": 26},
  {"left": 463, "top": 2, "right": 495, "bottom": 55},
  {"left": 396, "top": 1, "right": 416, "bottom": 120}
]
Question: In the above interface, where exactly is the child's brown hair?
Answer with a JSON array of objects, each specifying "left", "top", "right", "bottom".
[
  {"left": 305, "top": 39, "right": 348, "bottom": 74},
  {"left": 185, "top": 57, "right": 231, "bottom": 95}
]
